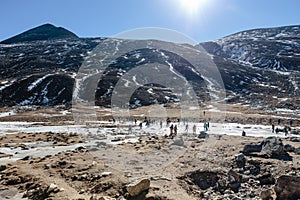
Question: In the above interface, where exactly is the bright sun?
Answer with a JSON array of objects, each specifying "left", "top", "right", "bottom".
[{"left": 179, "top": 0, "right": 206, "bottom": 15}]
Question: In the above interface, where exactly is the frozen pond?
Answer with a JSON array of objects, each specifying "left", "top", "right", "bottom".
[
  {"left": 0, "top": 120, "right": 298, "bottom": 164},
  {"left": 0, "top": 121, "right": 298, "bottom": 138}
]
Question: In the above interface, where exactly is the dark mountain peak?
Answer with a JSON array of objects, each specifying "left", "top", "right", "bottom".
[{"left": 0, "top": 23, "right": 79, "bottom": 44}]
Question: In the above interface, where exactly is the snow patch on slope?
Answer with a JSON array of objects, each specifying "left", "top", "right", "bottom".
[{"left": 28, "top": 75, "right": 51, "bottom": 91}]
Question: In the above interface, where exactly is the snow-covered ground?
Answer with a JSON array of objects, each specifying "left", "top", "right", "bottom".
[
  {"left": 0, "top": 120, "right": 298, "bottom": 138},
  {"left": 0, "top": 120, "right": 298, "bottom": 164},
  {"left": 0, "top": 110, "right": 15, "bottom": 118}
]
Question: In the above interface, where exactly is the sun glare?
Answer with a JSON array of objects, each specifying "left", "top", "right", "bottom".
[{"left": 179, "top": 0, "right": 206, "bottom": 15}]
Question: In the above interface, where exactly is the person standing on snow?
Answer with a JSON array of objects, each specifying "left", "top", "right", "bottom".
[
  {"left": 192, "top": 124, "right": 196, "bottom": 134},
  {"left": 170, "top": 124, "right": 174, "bottom": 136},
  {"left": 174, "top": 125, "right": 178, "bottom": 136}
]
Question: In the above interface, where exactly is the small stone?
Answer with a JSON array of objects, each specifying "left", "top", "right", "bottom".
[
  {"left": 260, "top": 189, "right": 273, "bottom": 200},
  {"left": 58, "top": 160, "right": 67, "bottom": 166},
  {"left": 44, "top": 164, "right": 51, "bottom": 169},
  {"left": 90, "top": 194, "right": 98, "bottom": 200},
  {"left": 21, "top": 146, "right": 29, "bottom": 150},
  {"left": 75, "top": 146, "right": 86, "bottom": 151},
  {"left": 248, "top": 191, "right": 256, "bottom": 198},
  {"left": 290, "top": 137, "right": 300, "bottom": 142},
  {"left": 20, "top": 155, "right": 31, "bottom": 161},
  {"left": 47, "top": 183, "right": 58, "bottom": 193},
  {"left": 198, "top": 131, "right": 208, "bottom": 139},
  {"left": 127, "top": 178, "right": 150, "bottom": 197},
  {"left": 98, "top": 196, "right": 116, "bottom": 200},
  {"left": 80, "top": 174, "right": 88, "bottom": 180},
  {"left": 288, "top": 171, "right": 297, "bottom": 176},
  {"left": 284, "top": 144, "right": 295, "bottom": 152},
  {"left": 257, "top": 173, "right": 275, "bottom": 185},
  {"left": 79, "top": 189, "right": 85, "bottom": 194},
  {"left": 228, "top": 169, "right": 242, "bottom": 183},
  {"left": 100, "top": 172, "right": 112, "bottom": 177},
  {"left": 0, "top": 165, "right": 6, "bottom": 171},
  {"left": 235, "top": 153, "right": 246, "bottom": 168},
  {"left": 171, "top": 138, "right": 185, "bottom": 147},
  {"left": 229, "top": 182, "right": 241, "bottom": 193},
  {"left": 295, "top": 147, "right": 300, "bottom": 155}
]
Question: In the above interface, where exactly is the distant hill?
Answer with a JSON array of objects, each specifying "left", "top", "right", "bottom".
[{"left": 0, "top": 23, "right": 79, "bottom": 44}]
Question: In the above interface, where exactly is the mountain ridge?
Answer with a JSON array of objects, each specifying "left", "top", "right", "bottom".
[{"left": 0, "top": 24, "right": 299, "bottom": 110}]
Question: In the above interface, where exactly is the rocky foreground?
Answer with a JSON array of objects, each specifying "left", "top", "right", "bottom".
[{"left": 1, "top": 131, "right": 300, "bottom": 200}]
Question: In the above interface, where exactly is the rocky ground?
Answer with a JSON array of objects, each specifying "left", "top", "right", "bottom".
[{"left": 0, "top": 105, "right": 300, "bottom": 200}]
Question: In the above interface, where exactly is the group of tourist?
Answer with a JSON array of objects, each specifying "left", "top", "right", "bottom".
[{"left": 126, "top": 116, "right": 210, "bottom": 137}]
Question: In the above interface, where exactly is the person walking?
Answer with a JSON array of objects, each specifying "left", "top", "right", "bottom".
[{"left": 185, "top": 124, "right": 189, "bottom": 132}]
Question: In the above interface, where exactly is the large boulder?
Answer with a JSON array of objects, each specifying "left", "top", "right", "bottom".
[
  {"left": 274, "top": 175, "right": 300, "bottom": 200},
  {"left": 243, "top": 137, "right": 292, "bottom": 160},
  {"left": 261, "top": 137, "right": 284, "bottom": 157},
  {"left": 261, "top": 137, "right": 291, "bottom": 160},
  {"left": 243, "top": 143, "right": 262, "bottom": 155}
]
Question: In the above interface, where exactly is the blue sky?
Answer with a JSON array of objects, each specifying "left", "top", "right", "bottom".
[{"left": 1, "top": 0, "right": 299, "bottom": 42}]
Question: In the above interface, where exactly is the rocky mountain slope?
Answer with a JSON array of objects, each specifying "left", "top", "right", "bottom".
[
  {"left": 0, "top": 24, "right": 299, "bottom": 110},
  {"left": 201, "top": 25, "right": 300, "bottom": 71},
  {"left": 200, "top": 25, "right": 300, "bottom": 110}
]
